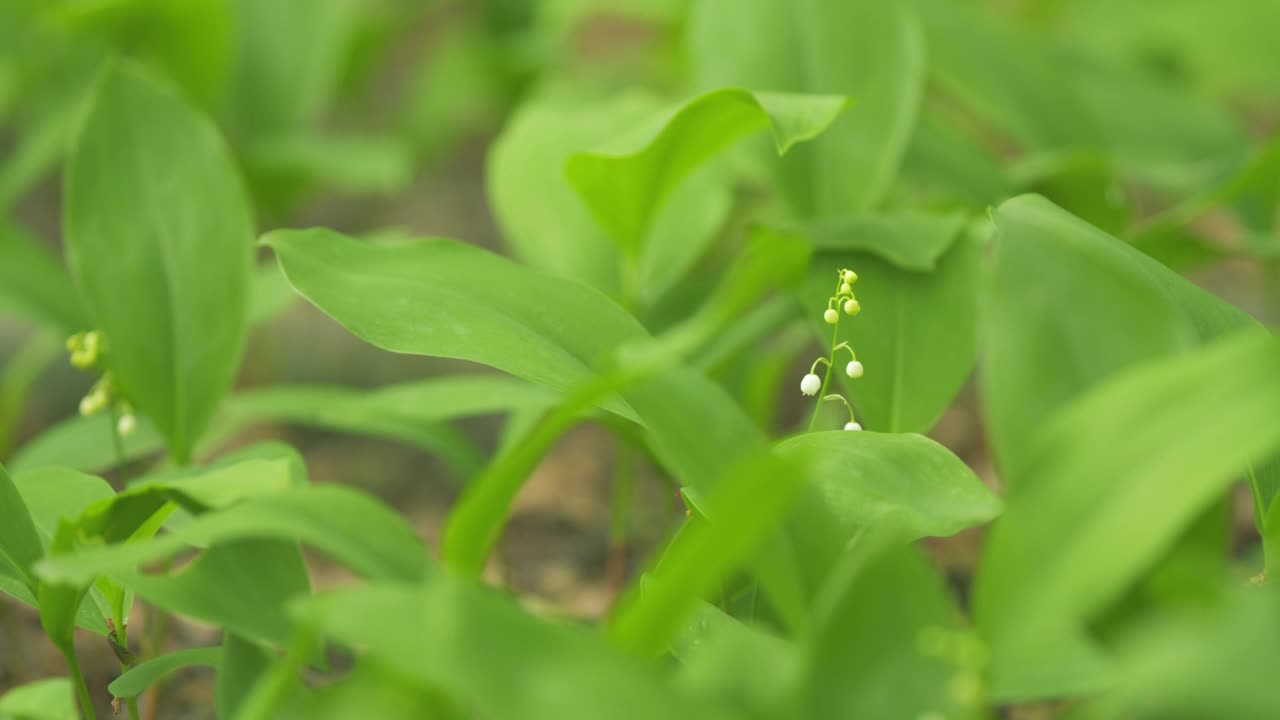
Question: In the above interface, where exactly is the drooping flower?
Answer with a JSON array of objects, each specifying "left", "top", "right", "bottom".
[{"left": 800, "top": 373, "right": 822, "bottom": 396}]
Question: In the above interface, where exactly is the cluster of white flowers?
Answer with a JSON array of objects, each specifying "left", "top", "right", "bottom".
[
  {"left": 67, "top": 331, "right": 135, "bottom": 437},
  {"left": 801, "top": 268, "right": 865, "bottom": 431}
]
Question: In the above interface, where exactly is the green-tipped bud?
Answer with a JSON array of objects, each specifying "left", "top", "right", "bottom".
[
  {"left": 842, "top": 269, "right": 858, "bottom": 284},
  {"left": 823, "top": 308, "right": 839, "bottom": 324},
  {"left": 843, "top": 299, "right": 861, "bottom": 315}
]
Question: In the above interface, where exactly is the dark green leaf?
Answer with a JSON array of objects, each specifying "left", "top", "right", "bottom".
[{"left": 108, "top": 646, "right": 219, "bottom": 699}]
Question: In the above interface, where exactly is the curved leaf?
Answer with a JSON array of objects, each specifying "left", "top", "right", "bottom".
[
  {"left": 690, "top": 0, "right": 925, "bottom": 215},
  {"left": 565, "top": 87, "right": 847, "bottom": 253},
  {"left": 65, "top": 60, "right": 254, "bottom": 463},
  {"left": 108, "top": 647, "right": 220, "bottom": 699},
  {"left": 0, "top": 222, "right": 85, "bottom": 333}
]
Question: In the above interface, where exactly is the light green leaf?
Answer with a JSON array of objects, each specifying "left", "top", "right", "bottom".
[
  {"left": 247, "top": 134, "right": 414, "bottom": 195},
  {"left": 65, "top": 60, "right": 254, "bottom": 463},
  {"left": 37, "top": 485, "right": 429, "bottom": 586},
  {"left": 293, "top": 581, "right": 736, "bottom": 720},
  {"left": 265, "top": 228, "right": 646, "bottom": 420},
  {"left": 984, "top": 194, "right": 1265, "bottom": 476},
  {"left": 565, "top": 87, "right": 848, "bottom": 253},
  {"left": 803, "top": 223, "right": 981, "bottom": 433},
  {"left": 0, "top": 677, "right": 76, "bottom": 720},
  {"left": 672, "top": 603, "right": 800, "bottom": 715},
  {"left": 108, "top": 647, "right": 220, "bottom": 699},
  {"left": 0, "top": 222, "right": 85, "bottom": 333},
  {"left": 690, "top": 0, "right": 925, "bottom": 215},
  {"left": 11, "top": 413, "right": 164, "bottom": 474},
  {"left": 974, "top": 329, "right": 1280, "bottom": 700},
  {"left": 0, "top": 462, "right": 43, "bottom": 591},
  {"left": 487, "top": 90, "right": 731, "bottom": 302},
  {"left": 218, "top": 632, "right": 273, "bottom": 720}
]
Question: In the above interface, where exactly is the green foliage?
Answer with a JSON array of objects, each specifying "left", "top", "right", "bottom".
[{"left": 2, "top": 2, "right": 1278, "bottom": 718}]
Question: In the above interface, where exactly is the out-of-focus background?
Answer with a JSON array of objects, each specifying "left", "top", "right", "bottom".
[{"left": 1, "top": 1, "right": 1277, "bottom": 717}]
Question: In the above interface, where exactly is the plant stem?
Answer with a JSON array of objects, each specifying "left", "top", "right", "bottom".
[
  {"left": 106, "top": 404, "right": 125, "bottom": 470},
  {"left": 64, "top": 646, "right": 98, "bottom": 720},
  {"left": 806, "top": 316, "right": 841, "bottom": 432},
  {"left": 115, "top": 623, "right": 141, "bottom": 720}
]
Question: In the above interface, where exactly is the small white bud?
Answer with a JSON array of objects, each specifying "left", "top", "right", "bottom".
[
  {"left": 839, "top": 282, "right": 852, "bottom": 295},
  {"left": 846, "top": 360, "right": 864, "bottom": 378},
  {"left": 842, "top": 270, "right": 858, "bottom": 284},
  {"left": 823, "top": 308, "right": 839, "bottom": 324},
  {"left": 844, "top": 421, "right": 862, "bottom": 431},
  {"left": 79, "top": 395, "right": 96, "bottom": 417},
  {"left": 116, "top": 413, "right": 136, "bottom": 436},
  {"left": 800, "top": 373, "right": 822, "bottom": 396},
  {"left": 844, "top": 299, "right": 861, "bottom": 315}
]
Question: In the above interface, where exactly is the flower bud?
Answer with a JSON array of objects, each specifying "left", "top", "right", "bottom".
[
  {"left": 823, "top": 308, "right": 839, "bottom": 324},
  {"left": 843, "top": 299, "right": 861, "bottom": 315},
  {"left": 846, "top": 360, "right": 864, "bottom": 378},
  {"left": 839, "top": 282, "right": 852, "bottom": 296},
  {"left": 800, "top": 373, "right": 822, "bottom": 396},
  {"left": 842, "top": 270, "right": 858, "bottom": 284},
  {"left": 844, "top": 421, "right": 862, "bottom": 431},
  {"left": 117, "top": 413, "right": 136, "bottom": 436}
]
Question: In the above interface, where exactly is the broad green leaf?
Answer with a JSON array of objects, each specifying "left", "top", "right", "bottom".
[
  {"left": 974, "top": 329, "right": 1280, "bottom": 700},
  {"left": 899, "top": 107, "right": 1013, "bottom": 207},
  {"left": 0, "top": 677, "right": 76, "bottom": 720},
  {"left": 249, "top": 260, "right": 300, "bottom": 327},
  {"left": 0, "top": 332, "right": 61, "bottom": 459},
  {"left": 801, "top": 542, "right": 974, "bottom": 720},
  {"left": 38, "top": 485, "right": 429, "bottom": 586},
  {"left": 984, "top": 194, "right": 1265, "bottom": 476},
  {"left": 0, "top": 463, "right": 42, "bottom": 591},
  {"left": 690, "top": 0, "right": 925, "bottom": 215},
  {"left": 265, "top": 228, "right": 646, "bottom": 420},
  {"left": 803, "top": 223, "right": 981, "bottom": 433},
  {"left": 108, "top": 646, "right": 220, "bottom": 699},
  {"left": 247, "top": 134, "right": 414, "bottom": 195},
  {"left": 293, "top": 581, "right": 736, "bottom": 720},
  {"left": 487, "top": 90, "right": 731, "bottom": 301},
  {"left": 11, "top": 467, "right": 114, "bottom": 545},
  {"left": 777, "top": 431, "right": 1000, "bottom": 593},
  {"left": 0, "top": 223, "right": 85, "bottom": 333},
  {"left": 65, "top": 60, "right": 254, "bottom": 463},
  {"left": 565, "top": 87, "right": 848, "bottom": 253}
]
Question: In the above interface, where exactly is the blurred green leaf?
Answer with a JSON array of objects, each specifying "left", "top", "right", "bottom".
[
  {"left": 108, "top": 646, "right": 220, "bottom": 699},
  {"left": 985, "top": 194, "right": 1271, "bottom": 490},
  {"left": 11, "top": 413, "right": 164, "bottom": 475},
  {"left": 65, "top": 60, "right": 254, "bottom": 463},
  {"left": 0, "top": 223, "right": 86, "bottom": 334},
  {"left": 565, "top": 87, "right": 847, "bottom": 253},
  {"left": 0, "top": 677, "right": 76, "bottom": 720},
  {"left": 975, "top": 329, "right": 1280, "bottom": 700},
  {"left": 294, "top": 581, "right": 736, "bottom": 720},
  {"left": 799, "top": 211, "right": 966, "bottom": 271},
  {"left": 690, "top": 0, "right": 925, "bottom": 215},
  {"left": 247, "top": 134, "right": 414, "bottom": 195},
  {"left": 0, "top": 463, "right": 44, "bottom": 592},
  {"left": 37, "top": 485, "right": 429, "bottom": 586},
  {"left": 672, "top": 603, "right": 800, "bottom": 715},
  {"left": 487, "top": 90, "right": 731, "bottom": 302},
  {"left": 218, "top": 632, "right": 273, "bottom": 720}
]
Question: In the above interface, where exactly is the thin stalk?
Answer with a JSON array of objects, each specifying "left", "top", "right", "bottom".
[
  {"left": 115, "top": 623, "right": 141, "bottom": 720},
  {"left": 106, "top": 404, "right": 126, "bottom": 470},
  {"left": 806, "top": 317, "right": 841, "bottom": 432},
  {"left": 64, "top": 647, "right": 98, "bottom": 720}
]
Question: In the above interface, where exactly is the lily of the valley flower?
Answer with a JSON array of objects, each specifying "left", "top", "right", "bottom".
[{"left": 800, "top": 373, "right": 822, "bottom": 396}]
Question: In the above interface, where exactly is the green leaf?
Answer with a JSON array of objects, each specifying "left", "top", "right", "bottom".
[
  {"left": 0, "top": 463, "right": 43, "bottom": 592},
  {"left": 265, "top": 228, "right": 647, "bottom": 419},
  {"left": 672, "top": 603, "right": 800, "bottom": 716},
  {"left": 64, "top": 60, "right": 254, "bottom": 463},
  {"left": 246, "top": 134, "right": 415, "bottom": 195},
  {"left": 690, "top": 0, "right": 925, "bottom": 215},
  {"left": 108, "top": 646, "right": 220, "bottom": 699},
  {"left": 37, "top": 485, "right": 429, "bottom": 586},
  {"left": 218, "top": 632, "right": 274, "bottom": 719},
  {"left": 778, "top": 431, "right": 1000, "bottom": 592},
  {"left": 974, "top": 329, "right": 1280, "bottom": 700},
  {"left": 0, "top": 222, "right": 85, "bottom": 333},
  {"left": 565, "top": 87, "right": 848, "bottom": 253},
  {"left": 0, "top": 332, "right": 61, "bottom": 459},
  {"left": 803, "top": 222, "right": 982, "bottom": 433},
  {"left": 0, "top": 677, "right": 77, "bottom": 720},
  {"left": 800, "top": 542, "right": 973, "bottom": 720},
  {"left": 984, "top": 194, "right": 1265, "bottom": 476},
  {"left": 799, "top": 211, "right": 966, "bottom": 271},
  {"left": 293, "top": 581, "right": 736, "bottom": 720},
  {"left": 487, "top": 90, "right": 731, "bottom": 302}
]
